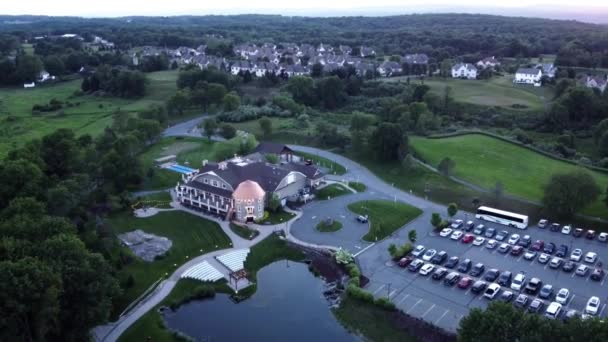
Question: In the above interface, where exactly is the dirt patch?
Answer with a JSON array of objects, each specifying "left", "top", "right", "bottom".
[
  {"left": 160, "top": 141, "right": 200, "bottom": 157},
  {"left": 117, "top": 229, "right": 173, "bottom": 262}
]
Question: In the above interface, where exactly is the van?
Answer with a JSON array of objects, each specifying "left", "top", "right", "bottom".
[{"left": 545, "top": 302, "right": 562, "bottom": 319}]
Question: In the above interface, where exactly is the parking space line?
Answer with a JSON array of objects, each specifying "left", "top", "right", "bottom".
[
  {"left": 421, "top": 304, "right": 436, "bottom": 318},
  {"left": 407, "top": 299, "right": 423, "bottom": 314},
  {"left": 397, "top": 294, "right": 410, "bottom": 305},
  {"left": 600, "top": 303, "right": 607, "bottom": 317},
  {"left": 602, "top": 277, "right": 606, "bottom": 286},
  {"left": 372, "top": 284, "right": 386, "bottom": 295},
  {"left": 389, "top": 290, "right": 397, "bottom": 299},
  {"left": 568, "top": 294, "right": 575, "bottom": 306},
  {"left": 435, "top": 309, "right": 450, "bottom": 325}
]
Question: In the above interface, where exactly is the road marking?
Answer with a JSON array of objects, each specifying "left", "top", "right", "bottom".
[
  {"left": 568, "top": 294, "right": 576, "bottom": 306},
  {"left": 602, "top": 277, "right": 606, "bottom": 286},
  {"left": 311, "top": 216, "right": 316, "bottom": 220},
  {"left": 435, "top": 309, "right": 450, "bottom": 324},
  {"left": 465, "top": 288, "right": 471, "bottom": 295},
  {"left": 600, "top": 303, "right": 607, "bottom": 317},
  {"left": 543, "top": 264, "right": 549, "bottom": 270},
  {"left": 354, "top": 245, "right": 361, "bottom": 249},
  {"left": 407, "top": 299, "right": 423, "bottom": 314},
  {"left": 397, "top": 294, "right": 410, "bottom": 304},
  {"left": 421, "top": 304, "right": 436, "bottom": 318},
  {"left": 571, "top": 272, "right": 576, "bottom": 278},
  {"left": 353, "top": 243, "right": 376, "bottom": 257},
  {"left": 389, "top": 290, "right": 397, "bottom": 298},
  {"left": 373, "top": 284, "right": 386, "bottom": 295}
]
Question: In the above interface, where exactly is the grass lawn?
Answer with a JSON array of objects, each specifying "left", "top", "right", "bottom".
[
  {"left": 316, "top": 219, "right": 343, "bottom": 232},
  {"left": 348, "top": 182, "right": 367, "bottom": 192},
  {"left": 257, "top": 209, "right": 296, "bottom": 225},
  {"left": 133, "top": 192, "right": 173, "bottom": 209},
  {"left": 229, "top": 223, "right": 260, "bottom": 240},
  {"left": 108, "top": 210, "right": 231, "bottom": 318},
  {"left": 296, "top": 151, "right": 347, "bottom": 175},
  {"left": 334, "top": 297, "right": 417, "bottom": 342},
  {"left": 316, "top": 183, "right": 352, "bottom": 200},
  {"left": 411, "top": 133, "right": 608, "bottom": 218},
  {"left": 0, "top": 70, "right": 179, "bottom": 157},
  {"left": 348, "top": 200, "right": 422, "bottom": 242}
]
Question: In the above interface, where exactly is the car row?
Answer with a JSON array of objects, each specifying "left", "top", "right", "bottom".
[{"left": 538, "top": 219, "right": 608, "bottom": 242}]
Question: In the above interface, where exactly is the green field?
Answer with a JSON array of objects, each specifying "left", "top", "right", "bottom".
[
  {"left": 0, "top": 70, "right": 178, "bottom": 156},
  {"left": 316, "top": 183, "right": 352, "bottom": 200},
  {"left": 316, "top": 219, "right": 343, "bottom": 232},
  {"left": 348, "top": 200, "right": 423, "bottom": 241},
  {"left": 411, "top": 134, "right": 608, "bottom": 218},
  {"left": 108, "top": 210, "right": 231, "bottom": 317}
]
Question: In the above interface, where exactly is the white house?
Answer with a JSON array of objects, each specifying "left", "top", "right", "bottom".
[
  {"left": 378, "top": 61, "right": 402, "bottom": 76},
  {"left": 514, "top": 68, "right": 542, "bottom": 86},
  {"left": 476, "top": 56, "right": 500, "bottom": 69},
  {"left": 451, "top": 63, "right": 478, "bottom": 79},
  {"left": 23, "top": 82, "right": 35, "bottom": 88},
  {"left": 586, "top": 75, "right": 607, "bottom": 93},
  {"left": 537, "top": 63, "right": 557, "bottom": 78}
]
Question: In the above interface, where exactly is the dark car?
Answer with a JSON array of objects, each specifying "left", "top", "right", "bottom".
[
  {"left": 591, "top": 268, "right": 605, "bottom": 281},
  {"left": 514, "top": 294, "right": 529, "bottom": 308},
  {"left": 496, "top": 230, "right": 509, "bottom": 241},
  {"left": 562, "top": 261, "right": 576, "bottom": 273},
  {"left": 550, "top": 223, "right": 560, "bottom": 232},
  {"left": 555, "top": 244, "right": 569, "bottom": 258},
  {"left": 543, "top": 242, "right": 556, "bottom": 255},
  {"left": 531, "top": 240, "right": 544, "bottom": 251},
  {"left": 500, "top": 291, "right": 514, "bottom": 302},
  {"left": 471, "top": 280, "right": 487, "bottom": 294},
  {"left": 432, "top": 268, "right": 448, "bottom": 280},
  {"left": 470, "top": 263, "right": 485, "bottom": 277},
  {"left": 517, "top": 235, "right": 532, "bottom": 248},
  {"left": 473, "top": 224, "right": 485, "bottom": 235},
  {"left": 484, "top": 269, "right": 500, "bottom": 282},
  {"left": 528, "top": 299, "right": 545, "bottom": 313},
  {"left": 464, "top": 221, "right": 475, "bottom": 232},
  {"left": 586, "top": 230, "right": 597, "bottom": 240},
  {"left": 398, "top": 256, "right": 414, "bottom": 267},
  {"left": 510, "top": 245, "right": 524, "bottom": 256},
  {"left": 444, "top": 272, "right": 461, "bottom": 286},
  {"left": 431, "top": 251, "right": 448, "bottom": 265},
  {"left": 458, "top": 259, "right": 472, "bottom": 273},
  {"left": 445, "top": 256, "right": 459, "bottom": 269},
  {"left": 457, "top": 277, "right": 473, "bottom": 289},
  {"left": 497, "top": 271, "right": 512, "bottom": 287},
  {"left": 539, "top": 284, "right": 553, "bottom": 299},
  {"left": 484, "top": 227, "right": 496, "bottom": 238},
  {"left": 525, "top": 277, "right": 543, "bottom": 295},
  {"left": 573, "top": 228, "right": 584, "bottom": 238}
]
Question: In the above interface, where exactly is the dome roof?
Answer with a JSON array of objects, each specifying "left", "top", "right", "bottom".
[{"left": 233, "top": 180, "right": 265, "bottom": 200}]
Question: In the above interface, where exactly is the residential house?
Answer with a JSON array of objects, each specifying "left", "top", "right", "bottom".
[
  {"left": 537, "top": 63, "right": 557, "bottom": 78},
  {"left": 360, "top": 46, "right": 376, "bottom": 57},
  {"left": 37, "top": 71, "right": 53, "bottom": 82},
  {"left": 339, "top": 45, "right": 352, "bottom": 55},
  {"left": 476, "top": 56, "right": 500, "bottom": 69},
  {"left": 402, "top": 54, "right": 429, "bottom": 65},
  {"left": 230, "top": 61, "right": 255, "bottom": 75},
  {"left": 451, "top": 63, "right": 478, "bottom": 79},
  {"left": 378, "top": 61, "right": 403, "bottom": 76},
  {"left": 585, "top": 75, "right": 607, "bottom": 93},
  {"left": 514, "top": 68, "right": 542, "bottom": 85}
]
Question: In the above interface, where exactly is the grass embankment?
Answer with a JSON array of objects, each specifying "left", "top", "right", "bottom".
[
  {"left": 316, "top": 219, "right": 343, "bottom": 232},
  {"left": 316, "top": 183, "right": 352, "bottom": 200},
  {"left": 257, "top": 209, "right": 296, "bottom": 225},
  {"left": 229, "top": 223, "right": 260, "bottom": 240},
  {"left": 348, "top": 200, "right": 422, "bottom": 242},
  {"left": 334, "top": 297, "right": 417, "bottom": 342},
  {"left": 348, "top": 182, "right": 367, "bottom": 192},
  {"left": 296, "top": 151, "right": 347, "bottom": 175},
  {"left": 411, "top": 134, "right": 608, "bottom": 218},
  {"left": 0, "top": 70, "right": 179, "bottom": 157},
  {"left": 133, "top": 191, "right": 173, "bottom": 209},
  {"left": 108, "top": 211, "right": 231, "bottom": 318}
]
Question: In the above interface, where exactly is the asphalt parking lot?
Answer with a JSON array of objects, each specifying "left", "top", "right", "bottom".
[{"left": 357, "top": 212, "right": 608, "bottom": 333}]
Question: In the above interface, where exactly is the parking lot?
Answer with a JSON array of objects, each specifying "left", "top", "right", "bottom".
[{"left": 357, "top": 211, "right": 608, "bottom": 332}]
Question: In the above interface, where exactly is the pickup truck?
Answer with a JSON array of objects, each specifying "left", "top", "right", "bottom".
[{"left": 356, "top": 215, "right": 369, "bottom": 223}]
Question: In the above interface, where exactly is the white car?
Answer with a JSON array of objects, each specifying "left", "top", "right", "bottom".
[
  {"left": 419, "top": 263, "right": 435, "bottom": 276},
  {"left": 473, "top": 236, "right": 485, "bottom": 246},
  {"left": 576, "top": 264, "right": 590, "bottom": 276},
  {"left": 584, "top": 252, "right": 598, "bottom": 264},
  {"left": 545, "top": 302, "right": 562, "bottom": 320},
  {"left": 422, "top": 249, "right": 437, "bottom": 261},
  {"left": 599, "top": 232, "right": 608, "bottom": 242},
  {"left": 570, "top": 248, "right": 583, "bottom": 262},
  {"left": 451, "top": 219, "right": 464, "bottom": 229},
  {"left": 484, "top": 283, "right": 501, "bottom": 299},
  {"left": 508, "top": 234, "right": 520, "bottom": 245},
  {"left": 538, "top": 253, "right": 550, "bottom": 264},
  {"left": 524, "top": 251, "right": 537, "bottom": 260},
  {"left": 450, "top": 230, "right": 464, "bottom": 241},
  {"left": 439, "top": 228, "right": 453, "bottom": 237},
  {"left": 412, "top": 245, "right": 426, "bottom": 257},
  {"left": 556, "top": 288, "right": 570, "bottom": 304},
  {"left": 538, "top": 219, "right": 548, "bottom": 228},
  {"left": 586, "top": 296, "right": 601, "bottom": 315},
  {"left": 561, "top": 225, "right": 571, "bottom": 235},
  {"left": 486, "top": 239, "right": 497, "bottom": 249},
  {"left": 511, "top": 273, "right": 526, "bottom": 291}
]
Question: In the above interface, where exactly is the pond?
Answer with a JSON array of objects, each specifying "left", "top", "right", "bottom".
[{"left": 163, "top": 261, "right": 358, "bottom": 341}]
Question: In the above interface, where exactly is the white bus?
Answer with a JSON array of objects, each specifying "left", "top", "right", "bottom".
[{"left": 475, "top": 206, "right": 528, "bottom": 229}]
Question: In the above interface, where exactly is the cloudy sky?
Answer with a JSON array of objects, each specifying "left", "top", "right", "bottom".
[{"left": 3, "top": 0, "right": 608, "bottom": 22}]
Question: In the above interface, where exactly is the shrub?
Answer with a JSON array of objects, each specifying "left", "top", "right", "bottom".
[
  {"left": 220, "top": 123, "right": 237, "bottom": 139},
  {"left": 398, "top": 243, "right": 413, "bottom": 257},
  {"left": 346, "top": 284, "right": 374, "bottom": 303},
  {"left": 374, "top": 297, "right": 397, "bottom": 311},
  {"left": 408, "top": 230, "right": 417, "bottom": 243},
  {"left": 447, "top": 202, "right": 458, "bottom": 217},
  {"left": 431, "top": 212, "right": 442, "bottom": 228}
]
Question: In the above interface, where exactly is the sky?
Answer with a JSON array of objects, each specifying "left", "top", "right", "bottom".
[{"left": 2, "top": 0, "right": 608, "bottom": 23}]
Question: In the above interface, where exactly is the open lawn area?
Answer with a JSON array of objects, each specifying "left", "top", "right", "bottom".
[
  {"left": 316, "top": 183, "right": 353, "bottom": 200},
  {"left": 411, "top": 134, "right": 608, "bottom": 218},
  {"left": 348, "top": 200, "right": 422, "bottom": 242},
  {"left": 108, "top": 210, "right": 231, "bottom": 317},
  {"left": 296, "top": 151, "right": 347, "bottom": 175},
  {"left": 0, "top": 70, "right": 178, "bottom": 157}
]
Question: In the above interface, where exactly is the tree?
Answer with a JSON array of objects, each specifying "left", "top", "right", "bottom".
[
  {"left": 542, "top": 170, "right": 600, "bottom": 217},
  {"left": 388, "top": 243, "right": 398, "bottom": 259},
  {"left": 203, "top": 118, "right": 218, "bottom": 140},
  {"left": 220, "top": 123, "right": 237, "bottom": 139},
  {"left": 222, "top": 92, "right": 241, "bottom": 111},
  {"left": 369, "top": 123, "right": 407, "bottom": 161},
  {"left": 16, "top": 55, "right": 43, "bottom": 82},
  {"left": 259, "top": 116, "right": 273, "bottom": 137},
  {"left": 408, "top": 230, "right": 417, "bottom": 243},
  {"left": 431, "top": 212, "right": 442, "bottom": 228},
  {"left": 437, "top": 157, "right": 455, "bottom": 177},
  {"left": 311, "top": 62, "right": 323, "bottom": 77},
  {"left": 265, "top": 153, "right": 279, "bottom": 164},
  {"left": 349, "top": 112, "right": 375, "bottom": 132},
  {"left": 267, "top": 193, "right": 281, "bottom": 212},
  {"left": 167, "top": 91, "right": 189, "bottom": 116},
  {"left": 44, "top": 55, "right": 65, "bottom": 76},
  {"left": 447, "top": 203, "right": 458, "bottom": 217},
  {"left": 316, "top": 76, "right": 346, "bottom": 109},
  {"left": 286, "top": 76, "right": 316, "bottom": 106}
]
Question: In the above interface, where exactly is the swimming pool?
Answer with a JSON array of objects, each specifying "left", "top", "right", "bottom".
[{"left": 166, "top": 164, "right": 197, "bottom": 174}]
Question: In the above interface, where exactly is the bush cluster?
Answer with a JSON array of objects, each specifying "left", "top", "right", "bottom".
[{"left": 32, "top": 98, "right": 63, "bottom": 113}]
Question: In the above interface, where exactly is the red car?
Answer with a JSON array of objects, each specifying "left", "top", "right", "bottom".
[
  {"left": 531, "top": 240, "right": 544, "bottom": 251},
  {"left": 511, "top": 245, "right": 524, "bottom": 256},
  {"left": 457, "top": 277, "right": 473, "bottom": 289},
  {"left": 398, "top": 256, "right": 414, "bottom": 268},
  {"left": 462, "top": 234, "right": 475, "bottom": 244}
]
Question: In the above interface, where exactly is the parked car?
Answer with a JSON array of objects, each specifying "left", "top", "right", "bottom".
[
  {"left": 439, "top": 228, "right": 453, "bottom": 237},
  {"left": 538, "top": 219, "right": 548, "bottom": 229},
  {"left": 356, "top": 215, "right": 369, "bottom": 223},
  {"left": 528, "top": 298, "right": 545, "bottom": 313},
  {"left": 484, "top": 283, "right": 501, "bottom": 299},
  {"left": 576, "top": 264, "right": 590, "bottom": 276},
  {"left": 562, "top": 261, "right": 576, "bottom": 273},
  {"left": 538, "top": 253, "right": 550, "bottom": 264},
  {"left": 517, "top": 235, "right": 531, "bottom": 248},
  {"left": 432, "top": 268, "right": 448, "bottom": 280},
  {"left": 473, "top": 236, "right": 485, "bottom": 246},
  {"left": 599, "top": 232, "right": 608, "bottom": 242},
  {"left": 419, "top": 263, "right": 435, "bottom": 276},
  {"left": 471, "top": 280, "right": 487, "bottom": 294},
  {"left": 444, "top": 272, "right": 461, "bottom": 286},
  {"left": 555, "top": 244, "right": 569, "bottom": 258},
  {"left": 511, "top": 273, "right": 526, "bottom": 291},
  {"left": 549, "top": 257, "right": 563, "bottom": 269},
  {"left": 584, "top": 252, "right": 598, "bottom": 264},
  {"left": 539, "top": 284, "right": 554, "bottom": 299},
  {"left": 470, "top": 263, "right": 485, "bottom": 277},
  {"left": 408, "top": 259, "right": 424, "bottom": 272},
  {"left": 445, "top": 256, "right": 459, "bottom": 269},
  {"left": 545, "top": 302, "right": 563, "bottom": 320},
  {"left": 586, "top": 230, "right": 597, "bottom": 240},
  {"left": 464, "top": 221, "right": 475, "bottom": 231},
  {"left": 544, "top": 242, "right": 556, "bottom": 254},
  {"left": 457, "top": 259, "right": 472, "bottom": 273},
  {"left": 525, "top": 277, "right": 543, "bottom": 295},
  {"left": 556, "top": 288, "right": 570, "bottom": 304},
  {"left": 473, "top": 224, "right": 485, "bottom": 235},
  {"left": 573, "top": 228, "right": 584, "bottom": 237},
  {"left": 457, "top": 277, "right": 473, "bottom": 289},
  {"left": 564, "top": 309, "right": 580, "bottom": 321},
  {"left": 510, "top": 245, "right": 524, "bottom": 256},
  {"left": 561, "top": 225, "right": 572, "bottom": 235},
  {"left": 498, "top": 243, "right": 511, "bottom": 254},
  {"left": 398, "top": 256, "right": 414, "bottom": 267},
  {"left": 422, "top": 249, "right": 437, "bottom": 261},
  {"left": 484, "top": 227, "right": 496, "bottom": 238},
  {"left": 461, "top": 234, "right": 475, "bottom": 244},
  {"left": 450, "top": 219, "right": 464, "bottom": 229},
  {"left": 514, "top": 294, "right": 529, "bottom": 308},
  {"left": 500, "top": 290, "right": 514, "bottom": 302},
  {"left": 450, "top": 230, "right": 464, "bottom": 241},
  {"left": 496, "top": 230, "right": 509, "bottom": 241},
  {"left": 484, "top": 269, "right": 500, "bottom": 282},
  {"left": 524, "top": 250, "right": 537, "bottom": 261},
  {"left": 531, "top": 240, "right": 545, "bottom": 251},
  {"left": 550, "top": 223, "right": 560, "bottom": 232},
  {"left": 508, "top": 234, "right": 520, "bottom": 245},
  {"left": 586, "top": 296, "right": 601, "bottom": 315},
  {"left": 486, "top": 239, "right": 498, "bottom": 249},
  {"left": 430, "top": 251, "right": 448, "bottom": 265},
  {"left": 570, "top": 248, "right": 583, "bottom": 262},
  {"left": 412, "top": 245, "right": 426, "bottom": 257},
  {"left": 497, "top": 271, "right": 512, "bottom": 287},
  {"left": 590, "top": 268, "right": 605, "bottom": 281}
]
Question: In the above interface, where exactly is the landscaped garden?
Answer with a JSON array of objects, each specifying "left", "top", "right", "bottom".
[
  {"left": 347, "top": 200, "right": 423, "bottom": 241},
  {"left": 256, "top": 209, "right": 296, "bottom": 225},
  {"left": 229, "top": 222, "right": 260, "bottom": 240},
  {"left": 348, "top": 182, "right": 367, "bottom": 192},
  {"left": 316, "top": 219, "right": 343, "bottom": 232},
  {"left": 315, "top": 183, "right": 353, "bottom": 200}
]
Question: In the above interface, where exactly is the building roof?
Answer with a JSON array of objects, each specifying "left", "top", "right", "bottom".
[
  {"left": 187, "top": 180, "right": 234, "bottom": 198},
  {"left": 193, "top": 161, "right": 290, "bottom": 192},
  {"left": 452, "top": 63, "right": 477, "bottom": 71},
  {"left": 516, "top": 68, "right": 541, "bottom": 75},
  {"left": 253, "top": 142, "right": 293, "bottom": 155},
  {"left": 233, "top": 180, "right": 266, "bottom": 200}
]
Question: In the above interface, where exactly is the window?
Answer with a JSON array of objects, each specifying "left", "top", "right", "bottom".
[
  {"left": 212, "top": 180, "right": 218, "bottom": 187},
  {"left": 222, "top": 184, "right": 226, "bottom": 189},
  {"left": 204, "top": 179, "right": 209, "bottom": 184}
]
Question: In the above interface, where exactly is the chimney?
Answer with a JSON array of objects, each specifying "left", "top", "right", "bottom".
[{"left": 202, "top": 160, "right": 208, "bottom": 166}]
